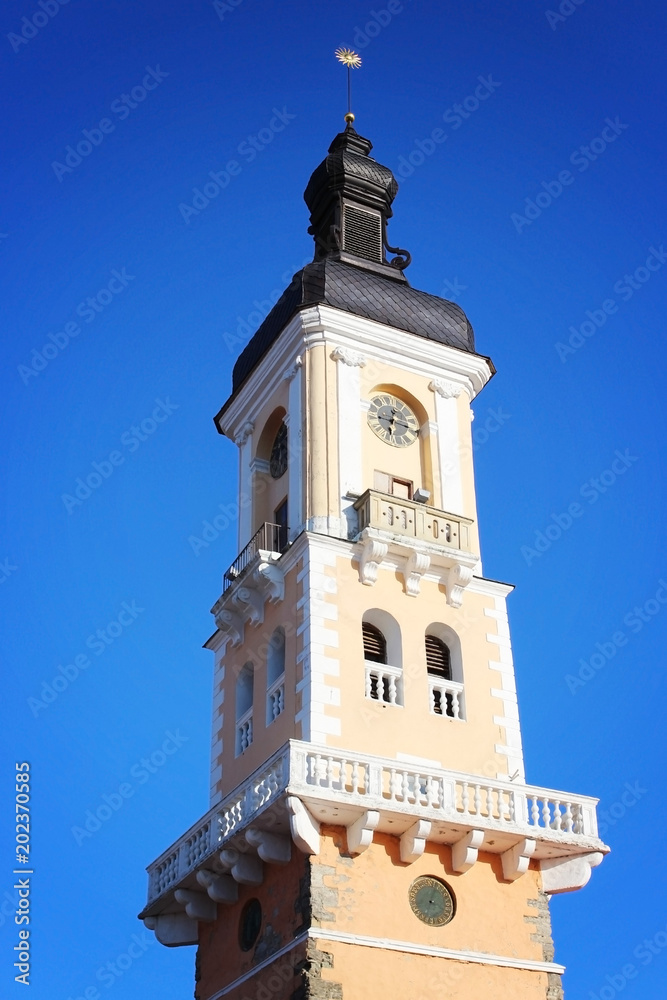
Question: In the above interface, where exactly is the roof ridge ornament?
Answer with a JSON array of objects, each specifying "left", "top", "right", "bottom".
[{"left": 335, "top": 47, "right": 362, "bottom": 125}]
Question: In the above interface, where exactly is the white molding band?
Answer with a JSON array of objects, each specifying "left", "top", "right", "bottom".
[
  {"left": 201, "top": 924, "right": 564, "bottom": 999},
  {"left": 287, "top": 361, "right": 304, "bottom": 540},
  {"left": 432, "top": 385, "right": 463, "bottom": 515},
  {"left": 308, "top": 927, "right": 566, "bottom": 976},
  {"left": 334, "top": 349, "right": 364, "bottom": 526}
]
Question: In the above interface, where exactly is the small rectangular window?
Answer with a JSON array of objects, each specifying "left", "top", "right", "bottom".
[{"left": 374, "top": 471, "right": 413, "bottom": 499}]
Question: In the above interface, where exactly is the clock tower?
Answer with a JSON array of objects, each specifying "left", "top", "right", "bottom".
[{"left": 139, "top": 120, "right": 607, "bottom": 1000}]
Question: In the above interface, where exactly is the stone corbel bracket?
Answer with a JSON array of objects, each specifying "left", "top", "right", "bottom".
[
  {"left": 540, "top": 852, "right": 604, "bottom": 895},
  {"left": 447, "top": 563, "right": 474, "bottom": 608},
  {"left": 219, "top": 848, "right": 264, "bottom": 885},
  {"left": 253, "top": 556, "right": 285, "bottom": 603},
  {"left": 346, "top": 810, "right": 380, "bottom": 855},
  {"left": 245, "top": 829, "right": 292, "bottom": 865},
  {"left": 287, "top": 795, "right": 321, "bottom": 855},
  {"left": 451, "top": 829, "right": 484, "bottom": 873},
  {"left": 173, "top": 888, "right": 217, "bottom": 922},
  {"left": 357, "top": 538, "right": 389, "bottom": 587},
  {"left": 403, "top": 551, "right": 431, "bottom": 597},
  {"left": 400, "top": 820, "right": 432, "bottom": 864},
  {"left": 232, "top": 585, "right": 264, "bottom": 626},
  {"left": 213, "top": 608, "right": 245, "bottom": 647},
  {"left": 501, "top": 838, "right": 536, "bottom": 882},
  {"left": 144, "top": 913, "right": 198, "bottom": 948},
  {"left": 196, "top": 869, "right": 239, "bottom": 904}
]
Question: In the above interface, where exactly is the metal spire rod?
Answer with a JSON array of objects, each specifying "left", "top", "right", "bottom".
[{"left": 335, "top": 48, "right": 362, "bottom": 124}]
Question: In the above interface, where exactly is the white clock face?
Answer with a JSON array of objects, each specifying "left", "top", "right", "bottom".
[{"left": 367, "top": 394, "right": 420, "bottom": 447}]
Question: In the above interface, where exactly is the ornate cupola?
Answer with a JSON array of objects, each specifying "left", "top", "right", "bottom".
[{"left": 304, "top": 122, "right": 411, "bottom": 276}]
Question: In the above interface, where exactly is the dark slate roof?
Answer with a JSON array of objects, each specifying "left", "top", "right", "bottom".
[{"left": 231, "top": 258, "right": 475, "bottom": 393}]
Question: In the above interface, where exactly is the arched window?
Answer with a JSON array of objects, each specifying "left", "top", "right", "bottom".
[
  {"left": 362, "top": 622, "right": 387, "bottom": 664},
  {"left": 266, "top": 628, "right": 285, "bottom": 725},
  {"left": 362, "top": 612, "right": 403, "bottom": 706},
  {"left": 235, "top": 663, "right": 254, "bottom": 754},
  {"left": 425, "top": 635, "right": 452, "bottom": 679},
  {"left": 425, "top": 628, "right": 463, "bottom": 720}
]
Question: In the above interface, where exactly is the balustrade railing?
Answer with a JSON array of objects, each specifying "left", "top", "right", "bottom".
[
  {"left": 145, "top": 742, "right": 600, "bottom": 909},
  {"left": 364, "top": 662, "right": 403, "bottom": 706},
  {"left": 267, "top": 676, "right": 285, "bottom": 724},
  {"left": 223, "top": 521, "right": 286, "bottom": 594},
  {"left": 236, "top": 709, "right": 253, "bottom": 755},
  {"left": 354, "top": 489, "right": 473, "bottom": 552},
  {"left": 429, "top": 677, "right": 464, "bottom": 719}
]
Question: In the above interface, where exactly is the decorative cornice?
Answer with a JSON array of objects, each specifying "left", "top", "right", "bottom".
[
  {"left": 429, "top": 378, "right": 470, "bottom": 399},
  {"left": 233, "top": 421, "right": 254, "bottom": 447},
  {"left": 282, "top": 356, "right": 303, "bottom": 382},
  {"left": 331, "top": 346, "right": 367, "bottom": 368}
]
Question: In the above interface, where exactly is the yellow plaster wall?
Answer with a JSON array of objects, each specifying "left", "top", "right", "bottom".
[
  {"left": 328, "top": 555, "right": 507, "bottom": 777},
  {"left": 314, "top": 826, "right": 550, "bottom": 999},
  {"left": 216, "top": 563, "right": 300, "bottom": 798}
]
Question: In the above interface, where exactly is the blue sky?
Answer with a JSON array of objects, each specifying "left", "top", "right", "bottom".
[{"left": 1, "top": 0, "right": 666, "bottom": 997}]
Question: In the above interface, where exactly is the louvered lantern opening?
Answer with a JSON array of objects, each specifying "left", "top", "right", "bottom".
[
  {"left": 425, "top": 635, "right": 452, "bottom": 679},
  {"left": 343, "top": 205, "right": 383, "bottom": 263},
  {"left": 363, "top": 622, "right": 387, "bottom": 664}
]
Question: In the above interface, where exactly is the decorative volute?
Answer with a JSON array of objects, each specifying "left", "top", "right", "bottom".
[{"left": 303, "top": 123, "right": 411, "bottom": 274}]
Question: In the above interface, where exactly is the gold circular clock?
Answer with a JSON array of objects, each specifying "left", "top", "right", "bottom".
[
  {"left": 367, "top": 393, "right": 419, "bottom": 447},
  {"left": 408, "top": 876, "right": 455, "bottom": 927}
]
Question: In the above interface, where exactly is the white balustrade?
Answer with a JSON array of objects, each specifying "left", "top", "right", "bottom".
[
  {"left": 428, "top": 678, "right": 464, "bottom": 719},
  {"left": 145, "top": 741, "right": 601, "bottom": 909},
  {"left": 364, "top": 662, "right": 403, "bottom": 706},
  {"left": 267, "top": 676, "right": 285, "bottom": 723},
  {"left": 236, "top": 709, "right": 253, "bottom": 755}
]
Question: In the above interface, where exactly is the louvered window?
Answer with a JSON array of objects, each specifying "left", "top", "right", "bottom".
[
  {"left": 343, "top": 205, "right": 383, "bottom": 262},
  {"left": 425, "top": 636, "right": 451, "bottom": 679},
  {"left": 363, "top": 622, "right": 387, "bottom": 664}
]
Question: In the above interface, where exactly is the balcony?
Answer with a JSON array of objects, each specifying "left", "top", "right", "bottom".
[
  {"left": 141, "top": 740, "right": 607, "bottom": 930},
  {"left": 352, "top": 490, "right": 478, "bottom": 605},
  {"left": 212, "top": 523, "right": 287, "bottom": 647},
  {"left": 223, "top": 521, "right": 286, "bottom": 594},
  {"left": 354, "top": 488, "right": 474, "bottom": 551},
  {"left": 364, "top": 662, "right": 403, "bottom": 706},
  {"left": 429, "top": 677, "right": 465, "bottom": 719}
]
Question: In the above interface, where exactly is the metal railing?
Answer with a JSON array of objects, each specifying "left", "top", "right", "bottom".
[{"left": 223, "top": 521, "right": 286, "bottom": 593}]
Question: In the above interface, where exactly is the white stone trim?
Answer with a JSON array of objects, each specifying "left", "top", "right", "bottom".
[
  {"left": 294, "top": 540, "right": 342, "bottom": 744},
  {"left": 432, "top": 388, "right": 462, "bottom": 514},
  {"left": 286, "top": 360, "right": 304, "bottom": 540},
  {"left": 334, "top": 348, "right": 364, "bottom": 529},
  {"left": 308, "top": 927, "right": 565, "bottom": 976},
  {"left": 217, "top": 304, "right": 494, "bottom": 439}
]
